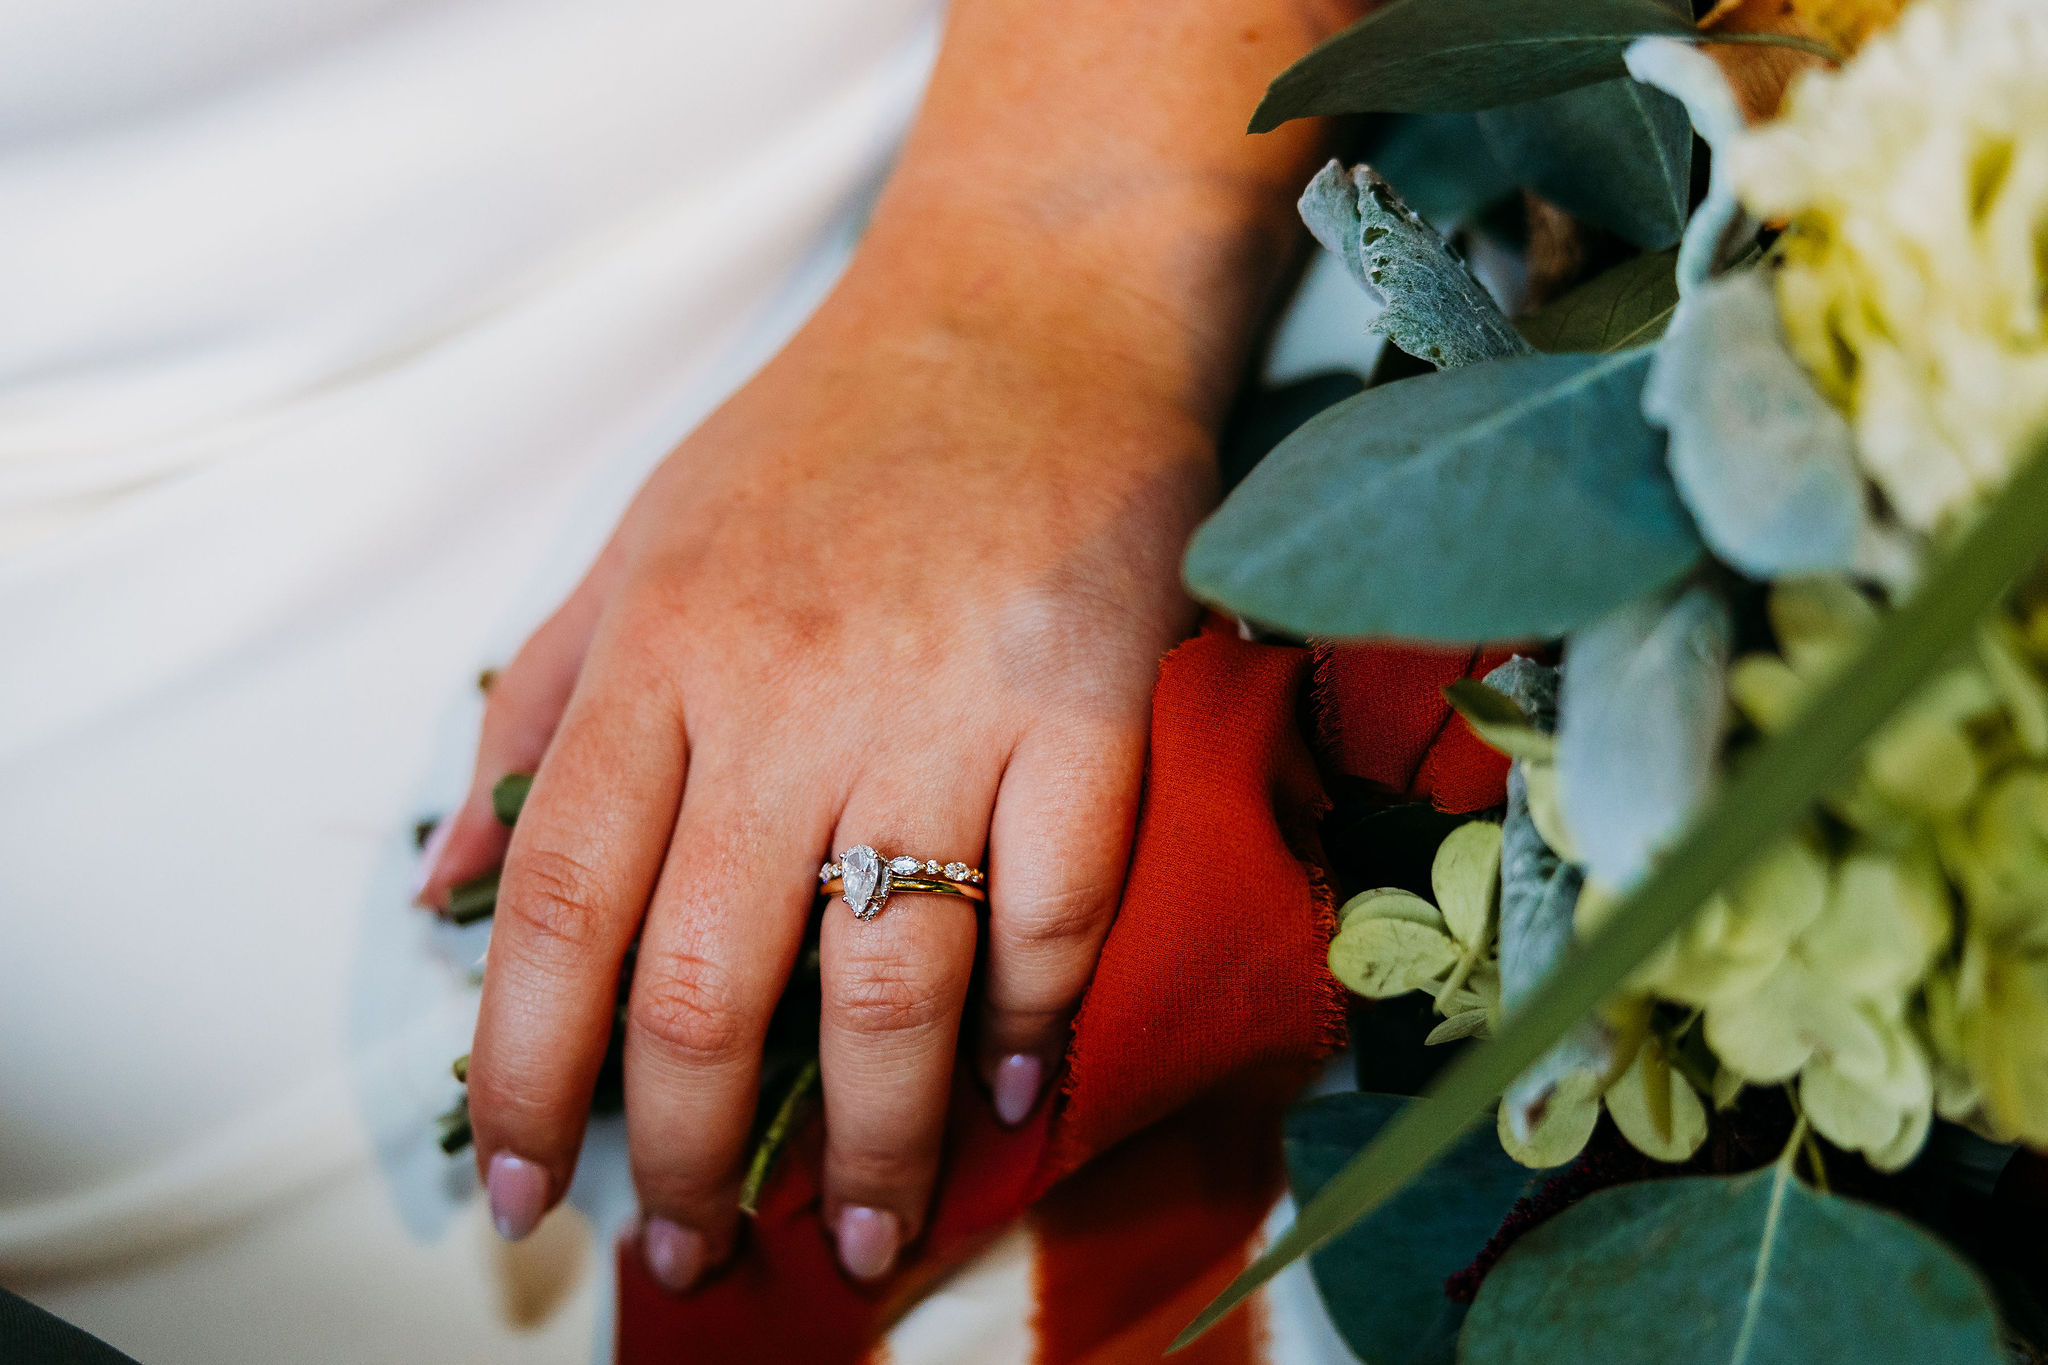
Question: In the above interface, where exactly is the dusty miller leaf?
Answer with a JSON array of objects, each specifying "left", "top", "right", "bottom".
[
  {"left": 1642, "top": 269, "right": 1874, "bottom": 578},
  {"left": 1557, "top": 586, "right": 1733, "bottom": 891},
  {"left": 1487, "top": 657, "right": 1619, "bottom": 1156},
  {"left": 1299, "top": 161, "right": 1531, "bottom": 370},
  {"left": 1625, "top": 37, "right": 1751, "bottom": 295}
]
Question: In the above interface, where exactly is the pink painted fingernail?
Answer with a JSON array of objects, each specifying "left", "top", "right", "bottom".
[
  {"left": 990, "top": 1054, "right": 1044, "bottom": 1127},
  {"left": 411, "top": 818, "right": 453, "bottom": 906},
  {"left": 835, "top": 1205, "right": 900, "bottom": 1282},
  {"left": 642, "top": 1217, "right": 706, "bottom": 1294},
  {"left": 487, "top": 1152, "right": 549, "bottom": 1241}
]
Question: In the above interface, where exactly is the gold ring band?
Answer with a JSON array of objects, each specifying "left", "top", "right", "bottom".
[
  {"left": 819, "top": 845, "right": 986, "bottom": 920},
  {"left": 818, "top": 875, "right": 987, "bottom": 903}
]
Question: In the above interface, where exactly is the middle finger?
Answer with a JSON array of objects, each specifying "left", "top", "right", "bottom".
[{"left": 623, "top": 750, "right": 831, "bottom": 1291}]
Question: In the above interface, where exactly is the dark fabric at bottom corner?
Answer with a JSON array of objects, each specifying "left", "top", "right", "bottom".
[{"left": 0, "top": 1288, "right": 143, "bottom": 1365}]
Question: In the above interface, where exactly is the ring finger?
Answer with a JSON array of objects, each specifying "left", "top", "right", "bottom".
[{"left": 819, "top": 762, "right": 997, "bottom": 1281}]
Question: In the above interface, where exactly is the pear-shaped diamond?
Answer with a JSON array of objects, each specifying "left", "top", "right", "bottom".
[{"left": 841, "top": 845, "right": 882, "bottom": 919}]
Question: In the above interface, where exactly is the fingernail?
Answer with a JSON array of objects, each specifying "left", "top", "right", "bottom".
[
  {"left": 835, "top": 1205, "right": 900, "bottom": 1282},
  {"left": 642, "top": 1217, "right": 706, "bottom": 1294},
  {"left": 487, "top": 1152, "right": 549, "bottom": 1241},
  {"left": 411, "top": 817, "right": 454, "bottom": 906},
  {"left": 990, "top": 1053, "right": 1044, "bottom": 1127}
]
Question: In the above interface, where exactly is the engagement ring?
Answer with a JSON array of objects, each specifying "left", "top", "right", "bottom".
[{"left": 819, "top": 845, "right": 986, "bottom": 920}]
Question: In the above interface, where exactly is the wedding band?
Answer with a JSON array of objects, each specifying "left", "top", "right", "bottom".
[{"left": 819, "top": 844, "right": 986, "bottom": 920}]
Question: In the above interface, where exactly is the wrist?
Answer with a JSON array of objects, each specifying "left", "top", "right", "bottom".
[{"left": 827, "top": 163, "right": 1310, "bottom": 428}]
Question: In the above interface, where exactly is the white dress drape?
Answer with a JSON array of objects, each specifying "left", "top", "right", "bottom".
[{"left": 0, "top": 3, "right": 938, "bottom": 1360}]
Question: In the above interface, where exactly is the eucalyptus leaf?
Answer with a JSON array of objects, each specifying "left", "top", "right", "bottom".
[
  {"left": 1556, "top": 586, "right": 1733, "bottom": 890},
  {"left": 1184, "top": 349, "right": 1701, "bottom": 643},
  {"left": 1518, "top": 249, "right": 1680, "bottom": 354},
  {"left": 1300, "top": 161, "right": 1531, "bottom": 370},
  {"left": 1462, "top": 1167, "right": 2006, "bottom": 1364},
  {"left": 1172, "top": 431, "right": 2048, "bottom": 1353},
  {"left": 1250, "top": 0, "right": 1699, "bottom": 127},
  {"left": 1368, "top": 114, "right": 1517, "bottom": 228},
  {"left": 1287, "top": 1093, "right": 1532, "bottom": 1365},
  {"left": 1642, "top": 269, "right": 1873, "bottom": 578},
  {"left": 1478, "top": 78, "right": 1692, "bottom": 249}
]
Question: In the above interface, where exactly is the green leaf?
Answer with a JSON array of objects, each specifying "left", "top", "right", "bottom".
[
  {"left": 1433, "top": 821, "right": 1503, "bottom": 952},
  {"left": 1463, "top": 1167, "right": 2005, "bottom": 1364},
  {"left": 1250, "top": 0, "right": 1833, "bottom": 128},
  {"left": 1171, "top": 430, "right": 2048, "bottom": 1353},
  {"left": 1478, "top": 77, "right": 1692, "bottom": 249},
  {"left": 1445, "top": 678, "right": 1558, "bottom": 763},
  {"left": 447, "top": 871, "right": 499, "bottom": 926},
  {"left": 1286, "top": 1094, "right": 1532, "bottom": 1365},
  {"left": 1184, "top": 349, "right": 1700, "bottom": 643},
  {"left": 1624, "top": 37, "right": 1752, "bottom": 295},
  {"left": 492, "top": 772, "right": 533, "bottom": 826},
  {"left": 1221, "top": 372, "right": 1364, "bottom": 492},
  {"left": 1331, "top": 915, "right": 1463, "bottom": 997},
  {"left": 1367, "top": 114, "right": 1517, "bottom": 228},
  {"left": 1517, "top": 248, "right": 1680, "bottom": 353},
  {"left": 1300, "top": 161, "right": 1532, "bottom": 371},
  {"left": 1251, "top": 0, "right": 1697, "bottom": 127}
]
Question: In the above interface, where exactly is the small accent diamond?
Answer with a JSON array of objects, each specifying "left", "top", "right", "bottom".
[
  {"left": 888, "top": 856, "right": 922, "bottom": 875},
  {"left": 970, "top": 870, "right": 984, "bottom": 884},
  {"left": 820, "top": 862, "right": 836, "bottom": 883},
  {"left": 943, "top": 862, "right": 970, "bottom": 880},
  {"left": 925, "top": 860, "right": 942, "bottom": 874}
]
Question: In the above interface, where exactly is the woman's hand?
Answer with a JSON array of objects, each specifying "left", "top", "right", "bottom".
[{"left": 416, "top": 0, "right": 1345, "bottom": 1291}]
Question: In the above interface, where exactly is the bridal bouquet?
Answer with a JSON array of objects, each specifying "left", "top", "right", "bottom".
[{"left": 1179, "top": 0, "right": 2048, "bottom": 1359}]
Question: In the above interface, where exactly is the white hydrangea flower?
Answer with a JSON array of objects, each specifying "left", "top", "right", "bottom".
[{"left": 1728, "top": 0, "right": 2048, "bottom": 531}]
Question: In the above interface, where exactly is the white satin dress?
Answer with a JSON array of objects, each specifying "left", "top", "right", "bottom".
[{"left": 0, "top": 3, "right": 939, "bottom": 1360}]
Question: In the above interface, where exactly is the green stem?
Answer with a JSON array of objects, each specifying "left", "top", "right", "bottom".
[{"left": 739, "top": 1058, "right": 821, "bottom": 1217}]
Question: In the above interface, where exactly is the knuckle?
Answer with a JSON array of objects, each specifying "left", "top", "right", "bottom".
[
  {"left": 630, "top": 953, "right": 752, "bottom": 1064},
  {"left": 829, "top": 1142, "right": 933, "bottom": 1204},
  {"left": 999, "top": 876, "right": 1117, "bottom": 956},
  {"left": 829, "top": 959, "right": 955, "bottom": 1039},
  {"left": 500, "top": 845, "right": 615, "bottom": 957},
  {"left": 465, "top": 1066, "right": 568, "bottom": 1142}
]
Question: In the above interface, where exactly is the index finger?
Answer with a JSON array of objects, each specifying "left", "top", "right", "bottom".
[{"left": 465, "top": 617, "right": 688, "bottom": 1240}]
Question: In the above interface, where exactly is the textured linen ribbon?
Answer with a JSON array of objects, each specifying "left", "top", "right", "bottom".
[{"left": 617, "top": 618, "right": 1512, "bottom": 1364}]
